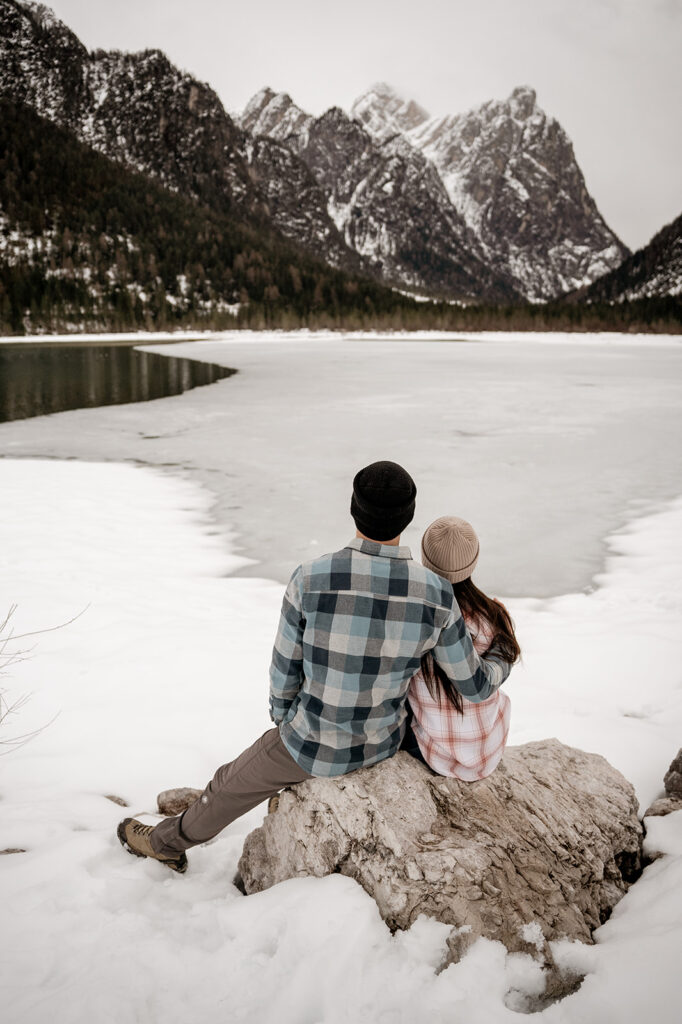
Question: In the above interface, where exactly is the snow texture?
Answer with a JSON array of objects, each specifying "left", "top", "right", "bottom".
[{"left": 0, "top": 455, "right": 681, "bottom": 1023}]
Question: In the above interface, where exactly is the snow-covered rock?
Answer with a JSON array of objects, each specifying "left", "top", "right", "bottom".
[
  {"left": 352, "top": 83, "right": 630, "bottom": 300},
  {"left": 157, "top": 787, "right": 204, "bottom": 816},
  {"left": 350, "top": 81, "right": 429, "bottom": 142},
  {"left": 240, "top": 87, "right": 313, "bottom": 147},
  {"left": 241, "top": 133, "right": 366, "bottom": 272},
  {"left": 664, "top": 748, "right": 682, "bottom": 797},
  {"left": 239, "top": 91, "right": 519, "bottom": 302}
]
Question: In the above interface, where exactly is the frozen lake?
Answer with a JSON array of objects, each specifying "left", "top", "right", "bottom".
[{"left": 1, "top": 331, "right": 681, "bottom": 597}]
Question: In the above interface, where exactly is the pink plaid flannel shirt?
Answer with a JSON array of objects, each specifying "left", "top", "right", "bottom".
[{"left": 408, "top": 612, "right": 511, "bottom": 780}]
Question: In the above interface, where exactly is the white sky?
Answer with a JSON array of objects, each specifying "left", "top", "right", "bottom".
[{"left": 43, "top": 0, "right": 682, "bottom": 252}]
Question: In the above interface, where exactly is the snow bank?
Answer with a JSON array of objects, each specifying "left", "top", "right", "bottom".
[
  {"left": 1, "top": 328, "right": 680, "bottom": 347},
  {"left": 0, "top": 330, "right": 218, "bottom": 345},
  {"left": 0, "top": 459, "right": 680, "bottom": 1023}
]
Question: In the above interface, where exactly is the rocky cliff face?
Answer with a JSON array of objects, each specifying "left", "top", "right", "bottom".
[
  {"left": 242, "top": 134, "right": 364, "bottom": 271},
  {"left": 239, "top": 92, "right": 520, "bottom": 301},
  {"left": 240, "top": 87, "right": 313, "bottom": 149},
  {"left": 579, "top": 211, "right": 682, "bottom": 303},
  {"left": 352, "top": 83, "right": 630, "bottom": 300}
]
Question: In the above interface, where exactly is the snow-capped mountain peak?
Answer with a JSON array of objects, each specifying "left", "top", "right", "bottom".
[
  {"left": 239, "top": 88, "right": 313, "bottom": 146},
  {"left": 353, "top": 82, "right": 629, "bottom": 300},
  {"left": 351, "top": 82, "right": 429, "bottom": 142}
]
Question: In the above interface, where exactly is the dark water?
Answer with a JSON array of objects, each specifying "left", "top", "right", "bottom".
[{"left": 0, "top": 343, "right": 236, "bottom": 422}]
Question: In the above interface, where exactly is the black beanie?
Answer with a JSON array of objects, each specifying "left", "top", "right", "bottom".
[{"left": 350, "top": 461, "right": 417, "bottom": 542}]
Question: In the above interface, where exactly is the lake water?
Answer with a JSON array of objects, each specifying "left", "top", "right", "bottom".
[{"left": 0, "top": 343, "right": 235, "bottom": 423}]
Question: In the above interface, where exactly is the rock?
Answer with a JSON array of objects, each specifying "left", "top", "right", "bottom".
[
  {"left": 239, "top": 740, "right": 642, "bottom": 968},
  {"left": 104, "top": 794, "right": 128, "bottom": 807},
  {"left": 157, "top": 787, "right": 203, "bottom": 816},
  {"left": 641, "top": 749, "right": 682, "bottom": 818},
  {"left": 664, "top": 748, "right": 682, "bottom": 798},
  {"left": 643, "top": 796, "right": 682, "bottom": 818}
]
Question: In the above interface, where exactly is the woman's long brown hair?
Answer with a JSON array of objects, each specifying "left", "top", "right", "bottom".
[{"left": 420, "top": 577, "right": 521, "bottom": 714}]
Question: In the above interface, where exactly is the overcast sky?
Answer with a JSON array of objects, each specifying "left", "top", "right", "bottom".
[{"left": 44, "top": 0, "right": 681, "bottom": 251}]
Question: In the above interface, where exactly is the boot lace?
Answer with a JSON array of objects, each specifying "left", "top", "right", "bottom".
[{"left": 131, "top": 821, "right": 154, "bottom": 837}]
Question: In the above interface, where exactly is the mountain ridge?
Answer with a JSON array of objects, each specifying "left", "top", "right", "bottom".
[
  {"left": 237, "top": 90, "right": 520, "bottom": 302},
  {"left": 351, "top": 82, "right": 630, "bottom": 300},
  {"left": 1, "top": 0, "right": 679, "bottom": 323}
]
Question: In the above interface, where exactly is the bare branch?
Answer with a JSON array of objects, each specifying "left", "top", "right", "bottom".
[{"left": 0, "top": 604, "right": 85, "bottom": 755}]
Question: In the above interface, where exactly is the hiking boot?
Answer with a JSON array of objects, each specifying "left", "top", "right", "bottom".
[{"left": 117, "top": 817, "right": 187, "bottom": 873}]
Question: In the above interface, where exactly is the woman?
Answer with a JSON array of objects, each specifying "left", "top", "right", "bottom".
[{"left": 403, "top": 515, "right": 520, "bottom": 780}]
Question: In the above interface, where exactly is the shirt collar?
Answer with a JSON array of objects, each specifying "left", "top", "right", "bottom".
[{"left": 346, "top": 537, "right": 413, "bottom": 560}]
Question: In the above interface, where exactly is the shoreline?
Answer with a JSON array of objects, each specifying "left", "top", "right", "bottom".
[{"left": 1, "top": 328, "right": 681, "bottom": 347}]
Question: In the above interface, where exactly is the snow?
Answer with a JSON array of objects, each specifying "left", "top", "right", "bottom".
[
  {"left": 2, "top": 328, "right": 680, "bottom": 346},
  {"left": 0, "top": 329, "right": 221, "bottom": 345},
  {"left": 1, "top": 455, "right": 681, "bottom": 1023}
]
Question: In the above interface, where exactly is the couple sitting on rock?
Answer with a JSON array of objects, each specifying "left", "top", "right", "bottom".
[{"left": 118, "top": 461, "right": 520, "bottom": 873}]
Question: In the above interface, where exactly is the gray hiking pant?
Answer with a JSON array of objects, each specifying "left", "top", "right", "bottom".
[{"left": 151, "top": 727, "right": 312, "bottom": 858}]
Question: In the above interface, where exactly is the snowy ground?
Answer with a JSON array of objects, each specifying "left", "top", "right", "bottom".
[
  {"left": 1, "top": 458, "right": 681, "bottom": 1024},
  {"left": 1, "top": 332, "right": 681, "bottom": 597}
]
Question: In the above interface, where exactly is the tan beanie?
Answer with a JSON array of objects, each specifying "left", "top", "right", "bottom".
[{"left": 421, "top": 516, "right": 480, "bottom": 583}]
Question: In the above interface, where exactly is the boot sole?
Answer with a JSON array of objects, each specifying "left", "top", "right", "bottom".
[{"left": 117, "top": 818, "right": 188, "bottom": 873}]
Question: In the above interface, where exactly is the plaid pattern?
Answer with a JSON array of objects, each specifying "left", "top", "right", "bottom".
[
  {"left": 408, "top": 613, "right": 511, "bottom": 780},
  {"left": 269, "top": 538, "right": 510, "bottom": 777}
]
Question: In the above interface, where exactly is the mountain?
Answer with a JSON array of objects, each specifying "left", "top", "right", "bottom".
[
  {"left": 352, "top": 83, "right": 629, "bottom": 301},
  {"left": 238, "top": 91, "right": 520, "bottom": 302},
  {"left": 0, "top": 0, "right": 365, "bottom": 275},
  {"left": 1, "top": 91, "right": 677, "bottom": 336},
  {"left": 0, "top": 96, "right": 434, "bottom": 334},
  {"left": 0, "top": 1, "right": 629, "bottom": 305},
  {"left": 1, "top": 1, "right": 256, "bottom": 212},
  {"left": 578, "top": 211, "right": 682, "bottom": 303}
]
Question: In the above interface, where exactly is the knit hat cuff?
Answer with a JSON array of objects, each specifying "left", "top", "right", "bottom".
[
  {"left": 351, "top": 493, "right": 415, "bottom": 540},
  {"left": 350, "top": 461, "right": 417, "bottom": 542}
]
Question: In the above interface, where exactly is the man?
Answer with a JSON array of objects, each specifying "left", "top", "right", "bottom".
[{"left": 118, "top": 461, "right": 510, "bottom": 872}]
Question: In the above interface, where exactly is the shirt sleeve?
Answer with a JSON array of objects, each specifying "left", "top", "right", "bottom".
[
  {"left": 269, "top": 565, "right": 305, "bottom": 724},
  {"left": 431, "top": 598, "right": 511, "bottom": 702}
]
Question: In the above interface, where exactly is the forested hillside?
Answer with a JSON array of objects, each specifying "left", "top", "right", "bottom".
[
  {"left": 578, "top": 211, "right": 682, "bottom": 304},
  {"left": 0, "top": 98, "right": 424, "bottom": 333}
]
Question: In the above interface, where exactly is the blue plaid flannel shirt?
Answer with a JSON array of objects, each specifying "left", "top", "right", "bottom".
[{"left": 269, "top": 537, "right": 511, "bottom": 777}]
